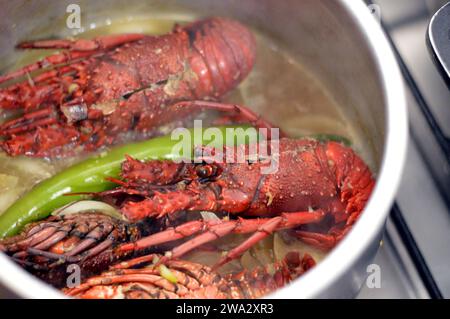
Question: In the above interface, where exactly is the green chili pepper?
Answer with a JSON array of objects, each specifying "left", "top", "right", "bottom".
[
  {"left": 0, "top": 125, "right": 253, "bottom": 238},
  {"left": 310, "top": 134, "right": 352, "bottom": 146}
]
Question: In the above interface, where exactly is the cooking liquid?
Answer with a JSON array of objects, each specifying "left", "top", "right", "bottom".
[{"left": 0, "top": 16, "right": 371, "bottom": 277}]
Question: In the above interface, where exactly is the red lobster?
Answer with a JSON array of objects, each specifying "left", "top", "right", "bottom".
[
  {"left": 100, "top": 137, "right": 375, "bottom": 269},
  {"left": 0, "top": 212, "right": 152, "bottom": 287},
  {"left": 0, "top": 137, "right": 373, "bottom": 297},
  {"left": 0, "top": 211, "right": 316, "bottom": 298},
  {"left": 0, "top": 17, "right": 258, "bottom": 157},
  {"left": 64, "top": 252, "right": 315, "bottom": 299}
]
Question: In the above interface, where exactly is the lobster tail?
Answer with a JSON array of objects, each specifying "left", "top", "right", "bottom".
[{"left": 186, "top": 17, "right": 256, "bottom": 98}]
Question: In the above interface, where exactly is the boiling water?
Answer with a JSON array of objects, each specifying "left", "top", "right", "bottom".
[{"left": 0, "top": 16, "right": 369, "bottom": 273}]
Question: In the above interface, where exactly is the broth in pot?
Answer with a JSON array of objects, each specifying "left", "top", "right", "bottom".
[{"left": 0, "top": 13, "right": 377, "bottom": 299}]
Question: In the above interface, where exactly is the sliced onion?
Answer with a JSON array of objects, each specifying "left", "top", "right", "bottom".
[
  {"left": 1, "top": 155, "right": 54, "bottom": 181},
  {"left": 251, "top": 236, "right": 274, "bottom": 264},
  {"left": 200, "top": 211, "right": 221, "bottom": 221},
  {"left": 240, "top": 236, "right": 274, "bottom": 271},
  {"left": 0, "top": 188, "right": 25, "bottom": 215},
  {"left": 52, "top": 200, "right": 126, "bottom": 221},
  {"left": 0, "top": 174, "right": 18, "bottom": 191},
  {"left": 0, "top": 174, "right": 22, "bottom": 215},
  {"left": 240, "top": 251, "right": 262, "bottom": 270}
]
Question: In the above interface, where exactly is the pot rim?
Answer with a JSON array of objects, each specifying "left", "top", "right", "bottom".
[
  {"left": 0, "top": 0, "right": 408, "bottom": 299},
  {"left": 271, "top": 0, "right": 408, "bottom": 298}
]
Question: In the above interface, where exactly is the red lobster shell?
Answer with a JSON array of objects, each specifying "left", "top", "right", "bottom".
[
  {"left": 0, "top": 212, "right": 144, "bottom": 287},
  {"left": 0, "top": 211, "right": 316, "bottom": 298},
  {"left": 98, "top": 137, "right": 375, "bottom": 268},
  {"left": 0, "top": 17, "right": 256, "bottom": 157},
  {"left": 64, "top": 252, "right": 315, "bottom": 299},
  {"left": 0, "top": 136, "right": 373, "bottom": 297}
]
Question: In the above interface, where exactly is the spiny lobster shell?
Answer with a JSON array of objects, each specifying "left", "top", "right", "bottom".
[
  {"left": 64, "top": 252, "right": 315, "bottom": 299},
  {"left": 115, "top": 138, "right": 374, "bottom": 229},
  {"left": 96, "top": 138, "right": 374, "bottom": 257},
  {"left": 0, "top": 17, "right": 256, "bottom": 157},
  {"left": 0, "top": 213, "right": 141, "bottom": 287}
]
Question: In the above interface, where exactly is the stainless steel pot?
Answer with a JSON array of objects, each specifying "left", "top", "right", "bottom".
[{"left": 0, "top": 0, "right": 407, "bottom": 298}]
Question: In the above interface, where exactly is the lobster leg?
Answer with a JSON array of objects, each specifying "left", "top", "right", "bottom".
[
  {"left": 212, "top": 217, "right": 282, "bottom": 270},
  {"left": 0, "top": 82, "right": 61, "bottom": 110},
  {"left": 0, "top": 51, "right": 96, "bottom": 85},
  {"left": 0, "top": 34, "right": 145, "bottom": 84},
  {"left": 120, "top": 184, "right": 242, "bottom": 220},
  {"left": 0, "top": 107, "right": 58, "bottom": 135},
  {"left": 118, "top": 211, "right": 324, "bottom": 269},
  {"left": 68, "top": 254, "right": 206, "bottom": 296},
  {"left": 1, "top": 124, "right": 81, "bottom": 157},
  {"left": 0, "top": 63, "right": 86, "bottom": 111},
  {"left": 293, "top": 231, "right": 337, "bottom": 251},
  {"left": 167, "top": 212, "right": 324, "bottom": 265},
  {"left": 168, "top": 100, "right": 285, "bottom": 137},
  {"left": 118, "top": 220, "right": 209, "bottom": 253},
  {"left": 294, "top": 219, "right": 356, "bottom": 251},
  {"left": 64, "top": 252, "right": 313, "bottom": 299},
  {"left": 65, "top": 254, "right": 229, "bottom": 299},
  {"left": 64, "top": 271, "right": 188, "bottom": 298},
  {"left": 294, "top": 213, "right": 358, "bottom": 251},
  {"left": 17, "top": 34, "right": 145, "bottom": 51},
  {"left": 6, "top": 223, "right": 60, "bottom": 252},
  {"left": 7, "top": 214, "right": 119, "bottom": 265}
]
